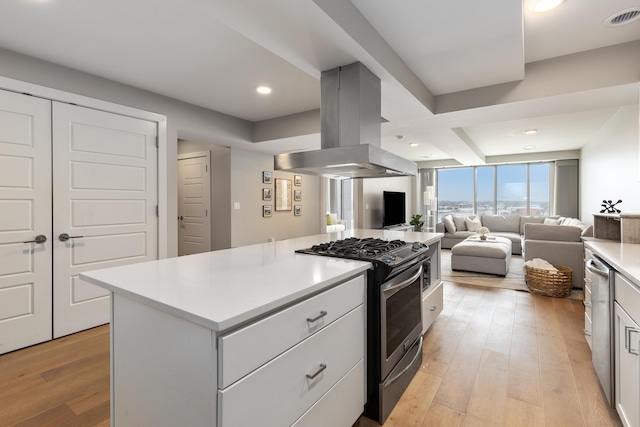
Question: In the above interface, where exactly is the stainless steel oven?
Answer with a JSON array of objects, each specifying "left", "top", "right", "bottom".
[
  {"left": 295, "top": 237, "right": 428, "bottom": 424},
  {"left": 380, "top": 264, "right": 423, "bottom": 379},
  {"left": 378, "top": 263, "right": 424, "bottom": 422}
]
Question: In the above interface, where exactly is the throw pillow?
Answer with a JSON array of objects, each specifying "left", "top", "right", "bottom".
[
  {"left": 442, "top": 215, "right": 456, "bottom": 234},
  {"left": 543, "top": 218, "right": 560, "bottom": 225},
  {"left": 464, "top": 216, "right": 482, "bottom": 232},
  {"left": 452, "top": 216, "right": 467, "bottom": 231}
]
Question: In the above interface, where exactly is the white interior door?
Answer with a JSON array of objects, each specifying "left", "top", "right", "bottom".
[
  {"left": 52, "top": 102, "right": 158, "bottom": 338},
  {"left": 178, "top": 152, "right": 211, "bottom": 256},
  {"left": 0, "top": 90, "right": 52, "bottom": 354}
]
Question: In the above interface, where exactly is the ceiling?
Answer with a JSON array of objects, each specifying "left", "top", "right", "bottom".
[{"left": 0, "top": 0, "right": 638, "bottom": 166}]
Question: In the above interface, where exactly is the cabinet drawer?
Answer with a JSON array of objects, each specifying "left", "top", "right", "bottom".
[
  {"left": 615, "top": 272, "right": 640, "bottom": 320},
  {"left": 292, "top": 359, "right": 365, "bottom": 427},
  {"left": 218, "top": 305, "right": 365, "bottom": 427},
  {"left": 422, "top": 281, "right": 443, "bottom": 333},
  {"left": 585, "top": 311, "right": 592, "bottom": 350},
  {"left": 218, "top": 274, "right": 364, "bottom": 388},
  {"left": 584, "top": 282, "right": 592, "bottom": 320}
]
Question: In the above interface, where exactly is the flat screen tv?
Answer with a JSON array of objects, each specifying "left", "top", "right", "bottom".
[{"left": 382, "top": 191, "right": 406, "bottom": 227}]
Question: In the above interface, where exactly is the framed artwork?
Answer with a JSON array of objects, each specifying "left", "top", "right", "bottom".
[
  {"left": 263, "top": 205, "right": 272, "bottom": 218},
  {"left": 293, "top": 190, "right": 302, "bottom": 202},
  {"left": 294, "top": 175, "right": 302, "bottom": 186},
  {"left": 294, "top": 205, "right": 302, "bottom": 216},
  {"left": 262, "top": 171, "right": 272, "bottom": 184},
  {"left": 262, "top": 188, "right": 272, "bottom": 201},
  {"left": 275, "top": 178, "right": 292, "bottom": 211}
]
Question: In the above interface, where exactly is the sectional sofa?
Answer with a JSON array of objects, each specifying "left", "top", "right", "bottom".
[{"left": 436, "top": 213, "right": 593, "bottom": 289}]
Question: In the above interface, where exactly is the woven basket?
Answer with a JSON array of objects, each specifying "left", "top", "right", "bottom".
[{"left": 525, "top": 264, "right": 573, "bottom": 298}]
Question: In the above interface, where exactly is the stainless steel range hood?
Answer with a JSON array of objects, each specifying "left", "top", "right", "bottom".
[{"left": 274, "top": 62, "right": 417, "bottom": 179}]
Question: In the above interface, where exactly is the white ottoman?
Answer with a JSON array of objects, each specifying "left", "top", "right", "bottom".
[{"left": 451, "top": 236, "right": 512, "bottom": 276}]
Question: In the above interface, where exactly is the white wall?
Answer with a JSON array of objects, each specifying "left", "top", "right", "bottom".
[
  {"left": 230, "top": 149, "right": 322, "bottom": 247},
  {"left": 580, "top": 105, "right": 640, "bottom": 224},
  {"left": 360, "top": 176, "right": 414, "bottom": 229}
]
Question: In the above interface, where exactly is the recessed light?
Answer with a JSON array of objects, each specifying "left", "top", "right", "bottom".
[
  {"left": 524, "top": 129, "right": 538, "bottom": 135},
  {"left": 524, "top": 145, "right": 536, "bottom": 150},
  {"left": 409, "top": 143, "right": 419, "bottom": 147},
  {"left": 256, "top": 86, "right": 272, "bottom": 94},
  {"left": 529, "top": 0, "right": 564, "bottom": 13}
]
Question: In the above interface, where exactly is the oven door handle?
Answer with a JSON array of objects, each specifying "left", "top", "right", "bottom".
[
  {"left": 382, "top": 266, "right": 422, "bottom": 297},
  {"left": 383, "top": 336, "right": 423, "bottom": 386}
]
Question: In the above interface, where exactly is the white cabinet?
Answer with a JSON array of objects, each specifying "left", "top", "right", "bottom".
[
  {"left": 614, "top": 272, "right": 640, "bottom": 427},
  {"left": 109, "top": 273, "right": 366, "bottom": 427},
  {"left": 422, "top": 281, "right": 443, "bottom": 334},
  {"left": 217, "top": 275, "right": 366, "bottom": 427},
  {"left": 422, "top": 240, "right": 443, "bottom": 334}
]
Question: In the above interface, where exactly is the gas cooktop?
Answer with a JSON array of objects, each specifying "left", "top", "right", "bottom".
[{"left": 296, "top": 237, "right": 427, "bottom": 267}]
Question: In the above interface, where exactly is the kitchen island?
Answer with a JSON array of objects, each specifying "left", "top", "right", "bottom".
[{"left": 81, "top": 229, "right": 442, "bottom": 427}]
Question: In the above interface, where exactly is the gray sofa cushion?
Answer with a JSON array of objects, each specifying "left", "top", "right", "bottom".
[
  {"left": 519, "top": 216, "right": 546, "bottom": 234},
  {"left": 524, "top": 223, "right": 582, "bottom": 242},
  {"left": 452, "top": 216, "right": 467, "bottom": 231},
  {"left": 442, "top": 215, "right": 456, "bottom": 233},
  {"left": 481, "top": 214, "right": 520, "bottom": 234}
]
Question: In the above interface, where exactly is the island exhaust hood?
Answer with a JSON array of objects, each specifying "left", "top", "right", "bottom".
[{"left": 274, "top": 62, "right": 417, "bottom": 179}]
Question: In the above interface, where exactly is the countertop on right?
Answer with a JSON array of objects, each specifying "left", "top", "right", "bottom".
[{"left": 584, "top": 239, "right": 640, "bottom": 288}]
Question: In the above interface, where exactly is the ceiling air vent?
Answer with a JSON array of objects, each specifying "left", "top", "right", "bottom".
[{"left": 603, "top": 7, "right": 640, "bottom": 26}]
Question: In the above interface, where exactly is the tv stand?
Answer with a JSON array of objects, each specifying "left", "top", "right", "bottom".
[{"left": 382, "top": 224, "right": 412, "bottom": 232}]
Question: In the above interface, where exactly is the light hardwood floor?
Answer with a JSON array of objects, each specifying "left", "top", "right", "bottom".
[{"left": 0, "top": 282, "right": 623, "bottom": 427}]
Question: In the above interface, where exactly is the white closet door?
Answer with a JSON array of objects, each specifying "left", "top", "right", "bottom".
[
  {"left": 52, "top": 102, "right": 158, "bottom": 338},
  {"left": 0, "top": 90, "right": 52, "bottom": 354},
  {"left": 178, "top": 152, "right": 211, "bottom": 256}
]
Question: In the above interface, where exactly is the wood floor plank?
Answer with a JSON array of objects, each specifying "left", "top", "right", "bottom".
[
  {"left": 503, "top": 397, "right": 545, "bottom": 427},
  {"left": 433, "top": 288, "right": 498, "bottom": 412},
  {"left": 465, "top": 350, "right": 510, "bottom": 424},
  {"left": 384, "top": 370, "right": 440, "bottom": 427},
  {"left": 421, "top": 403, "right": 464, "bottom": 427},
  {"left": 538, "top": 334, "right": 585, "bottom": 426}
]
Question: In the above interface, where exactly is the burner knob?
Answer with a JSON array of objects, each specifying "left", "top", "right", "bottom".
[{"left": 412, "top": 242, "right": 423, "bottom": 251}]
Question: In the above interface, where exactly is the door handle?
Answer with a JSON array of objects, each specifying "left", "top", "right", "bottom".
[
  {"left": 23, "top": 234, "right": 47, "bottom": 244},
  {"left": 59, "top": 233, "right": 84, "bottom": 242}
]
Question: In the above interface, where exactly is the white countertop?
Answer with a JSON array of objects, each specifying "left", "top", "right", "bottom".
[
  {"left": 81, "top": 229, "right": 442, "bottom": 332},
  {"left": 584, "top": 239, "right": 640, "bottom": 288}
]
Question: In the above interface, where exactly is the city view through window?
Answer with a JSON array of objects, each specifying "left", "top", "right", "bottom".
[{"left": 437, "top": 163, "right": 551, "bottom": 222}]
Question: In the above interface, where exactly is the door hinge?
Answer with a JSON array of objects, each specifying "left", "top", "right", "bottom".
[
  {"left": 206, "top": 209, "right": 208, "bottom": 217},
  {"left": 155, "top": 137, "right": 159, "bottom": 148},
  {"left": 156, "top": 205, "right": 159, "bottom": 217},
  {"left": 206, "top": 164, "right": 208, "bottom": 172}
]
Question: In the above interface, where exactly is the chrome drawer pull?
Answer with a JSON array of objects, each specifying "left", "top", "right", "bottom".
[
  {"left": 626, "top": 326, "right": 640, "bottom": 355},
  {"left": 306, "top": 310, "right": 327, "bottom": 323},
  {"left": 306, "top": 363, "right": 327, "bottom": 380},
  {"left": 429, "top": 306, "right": 437, "bottom": 312},
  {"left": 583, "top": 301, "right": 592, "bottom": 307},
  {"left": 584, "top": 329, "right": 591, "bottom": 336}
]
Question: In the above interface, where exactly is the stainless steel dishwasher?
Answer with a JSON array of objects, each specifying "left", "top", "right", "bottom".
[{"left": 585, "top": 248, "right": 615, "bottom": 406}]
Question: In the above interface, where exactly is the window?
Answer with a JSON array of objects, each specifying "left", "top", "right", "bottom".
[
  {"left": 530, "top": 163, "right": 550, "bottom": 216},
  {"left": 476, "top": 167, "right": 495, "bottom": 216},
  {"left": 436, "top": 163, "right": 552, "bottom": 218},
  {"left": 436, "top": 168, "right": 473, "bottom": 222},
  {"left": 324, "top": 178, "right": 354, "bottom": 229},
  {"left": 497, "top": 164, "right": 527, "bottom": 215}
]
